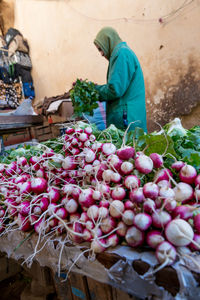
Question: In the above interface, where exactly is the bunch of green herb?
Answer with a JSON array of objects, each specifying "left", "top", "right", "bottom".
[{"left": 70, "top": 79, "right": 100, "bottom": 117}]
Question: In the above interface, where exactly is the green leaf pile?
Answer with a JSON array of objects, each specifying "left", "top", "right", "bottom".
[{"left": 70, "top": 79, "right": 99, "bottom": 117}]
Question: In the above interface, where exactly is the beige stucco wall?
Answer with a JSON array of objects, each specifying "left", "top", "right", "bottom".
[{"left": 8, "top": 0, "right": 200, "bottom": 130}]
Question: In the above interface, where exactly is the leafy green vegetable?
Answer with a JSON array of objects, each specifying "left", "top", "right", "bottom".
[{"left": 70, "top": 79, "right": 99, "bottom": 117}]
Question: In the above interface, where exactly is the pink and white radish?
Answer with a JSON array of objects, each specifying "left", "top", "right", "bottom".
[
  {"left": 109, "top": 200, "right": 125, "bottom": 218},
  {"left": 150, "top": 153, "right": 163, "bottom": 169},
  {"left": 143, "top": 182, "right": 159, "bottom": 200},
  {"left": 134, "top": 213, "right": 152, "bottom": 231},
  {"left": 173, "top": 182, "right": 194, "bottom": 203},
  {"left": 122, "top": 210, "right": 135, "bottom": 226},
  {"left": 117, "top": 146, "right": 135, "bottom": 160},
  {"left": 124, "top": 175, "right": 140, "bottom": 189},
  {"left": 135, "top": 154, "right": 153, "bottom": 174},
  {"left": 125, "top": 226, "right": 144, "bottom": 247},
  {"left": 146, "top": 230, "right": 165, "bottom": 249},
  {"left": 179, "top": 164, "right": 197, "bottom": 184}
]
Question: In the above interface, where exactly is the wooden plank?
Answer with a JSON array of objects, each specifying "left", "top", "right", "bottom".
[
  {"left": 0, "top": 115, "right": 43, "bottom": 125},
  {"left": 69, "top": 272, "right": 90, "bottom": 300},
  {"left": 53, "top": 272, "right": 74, "bottom": 300},
  {"left": 86, "top": 277, "right": 112, "bottom": 300},
  {"left": 112, "top": 287, "right": 137, "bottom": 300}
]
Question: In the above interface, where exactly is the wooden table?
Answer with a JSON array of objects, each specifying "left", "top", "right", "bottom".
[{"left": 0, "top": 115, "right": 43, "bottom": 153}]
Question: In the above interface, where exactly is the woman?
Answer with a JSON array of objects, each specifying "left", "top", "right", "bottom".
[{"left": 94, "top": 27, "right": 147, "bottom": 132}]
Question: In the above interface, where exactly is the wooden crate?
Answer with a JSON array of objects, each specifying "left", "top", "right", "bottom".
[
  {"left": 53, "top": 271, "right": 137, "bottom": 300},
  {"left": 30, "top": 123, "right": 61, "bottom": 142},
  {"left": 30, "top": 125, "right": 53, "bottom": 142}
]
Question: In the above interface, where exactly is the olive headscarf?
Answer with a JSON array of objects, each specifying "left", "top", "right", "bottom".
[{"left": 94, "top": 27, "right": 122, "bottom": 60}]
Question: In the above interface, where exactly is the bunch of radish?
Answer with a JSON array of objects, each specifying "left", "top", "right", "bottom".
[{"left": 0, "top": 122, "right": 199, "bottom": 276}]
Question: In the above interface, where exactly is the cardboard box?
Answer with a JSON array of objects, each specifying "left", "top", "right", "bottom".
[
  {"left": 3, "top": 128, "right": 32, "bottom": 146},
  {"left": 48, "top": 101, "right": 74, "bottom": 124}
]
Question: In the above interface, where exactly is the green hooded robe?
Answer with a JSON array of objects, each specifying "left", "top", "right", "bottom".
[{"left": 94, "top": 27, "right": 147, "bottom": 132}]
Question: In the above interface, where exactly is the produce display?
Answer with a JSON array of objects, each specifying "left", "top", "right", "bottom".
[{"left": 0, "top": 118, "right": 199, "bottom": 277}]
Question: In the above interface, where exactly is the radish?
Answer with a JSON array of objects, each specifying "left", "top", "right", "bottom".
[
  {"left": 156, "top": 241, "right": 176, "bottom": 266},
  {"left": 163, "top": 198, "right": 177, "bottom": 212},
  {"left": 159, "top": 186, "right": 175, "bottom": 201},
  {"left": 120, "top": 161, "right": 134, "bottom": 175},
  {"left": 189, "top": 233, "right": 200, "bottom": 251},
  {"left": 134, "top": 213, "right": 152, "bottom": 231},
  {"left": 20, "top": 201, "right": 30, "bottom": 216},
  {"left": 124, "top": 175, "right": 140, "bottom": 189},
  {"left": 107, "top": 154, "right": 122, "bottom": 171},
  {"left": 165, "top": 219, "right": 194, "bottom": 246},
  {"left": 154, "top": 168, "right": 172, "bottom": 183},
  {"left": 36, "top": 168, "right": 46, "bottom": 178},
  {"left": 111, "top": 172, "right": 121, "bottom": 184},
  {"left": 17, "top": 213, "right": 32, "bottom": 232},
  {"left": 17, "top": 156, "right": 27, "bottom": 166},
  {"left": 102, "top": 170, "right": 114, "bottom": 183},
  {"left": 62, "top": 157, "right": 76, "bottom": 170},
  {"left": 91, "top": 239, "right": 107, "bottom": 253},
  {"left": 157, "top": 180, "right": 172, "bottom": 189},
  {"left": 86, "top": 220, "right": 95, "bottom": 231},
  {"left": 31, "top": 178, "right": 47, "bottom": 194},
  {"left": 129, "top": 188, "right": 145, "bottom": 204},
  {"left": 146, "top": 230, "right": 165, "bottom": 249},
  {"left": 152, "top": 210, "right": 171, "bottom": 228},
  {"left": 100, "top": 217, "right": 116, "bottom": 234},
  {"left": 92, "top": 190, "right": 102, "bottom": 201},
  {"left": 65, "top": 198, "right": 78, "bottom": 214},
  {"left": 87, "top": 205, "right": 99, "bottom": 221},
  {"left": 143, "top": 182, "right": 159, "bottom": 200},
  {"left": 173, "top": 205, "right": 194, "bottom": 220},
  {"left": 125, "top": 226, "right": 144, "bottom": 247},
  {"left": 83, "top": 228, "right": 93, "bottom": 242},
  {"left": 174, "top": 182, "right": 194, "bottom": 203},
  {"left": 171, "top": 161, "right": 185, "bottom": 171},
  {"left": 122, "top": 210, "right": 135, "bottom": 225},
  {"left": 102, "top": 143, "right": 116, "bottom": 156},
  {"left": 98, "top": 207, "right": 109, "bottom": 219},
  {"left": 84, "top": 148, "right": 96, "bottom": 163},
  {"left": 117, "top": 146, "right": 135, "bottom": 160},
  {"left": 143, "top": 198, "right": 156, "bottom": 213},
  {"left": 124, "top": 200, "right": 134, "bottom": 210},
  {"left": 150, "top": 153, "right": 163, "bottom": 169},
  {"left": 111, "top": 186, "right": 126, "bottom": 201},
  {"left": 91, "top": 141, "right": 102, "bottom": 152},
  {"left": 99, "top": 200, "right": 110, "bottom": 208},
  {"left": 79, "top": 188, "right": 94, "bottom": 208},
  {"left": 179, "top": 164, "right": 197, "bottom": 184},
  {"left": 194, "top": 214, "right": 200, "bottom": 233},
  {"left": 109, "top": 200, "right": 124, "bottom": 218},
  {"left": 107, "top": 234, "right": 119, "bottom": 247},
  {"left": 33, "top": 206, "right": 42, "bottom": 215},
  {"left": 56, "top": 207, "right": 68, "bottom": 219},
  {"left": 116, "top": 221, "right": 127, "bottom": 237},
  {"left": 69, "top": 222, "right": 83, "bottom": 244},
  {"left": 195, "top": 174, "right": 200, "bottom": 187},
  {"left": 79, "top": 212, "right": 89, "bottom": 223},
  {"left": 65, "top": 127, "right": 74, "bottom": 134},
  {"left": 18, "top": 181, "right": 32, "bottom": 194},
  {"left": 135, "top": 154, "right": 153, "bottom": 174},
  {"left": 48, "top": 187, "right": 60, "bottom": 203},
  {"left": 78, "top": 132, "right": 88, "bottom": 142}
]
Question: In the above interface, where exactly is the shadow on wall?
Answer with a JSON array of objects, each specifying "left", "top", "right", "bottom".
[
  {"left": 146, "top": 57, "right": 200, "bottom": 132},
  {"left": 0, "top": 0, "right": 14, "bottom": 35}
]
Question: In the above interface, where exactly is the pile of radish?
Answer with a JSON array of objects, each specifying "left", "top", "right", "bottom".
[{"left": 0, "top": 122, "right": 200, "bottom": 275}]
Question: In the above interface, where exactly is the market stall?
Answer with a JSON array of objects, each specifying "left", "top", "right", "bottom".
[{"left": 0, "top": 118, "right": 199, "bottom": 299}]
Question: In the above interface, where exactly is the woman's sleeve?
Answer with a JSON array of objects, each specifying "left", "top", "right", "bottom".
[{"left": 96, "top": 51, "right": 136, "bottom": 101}]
